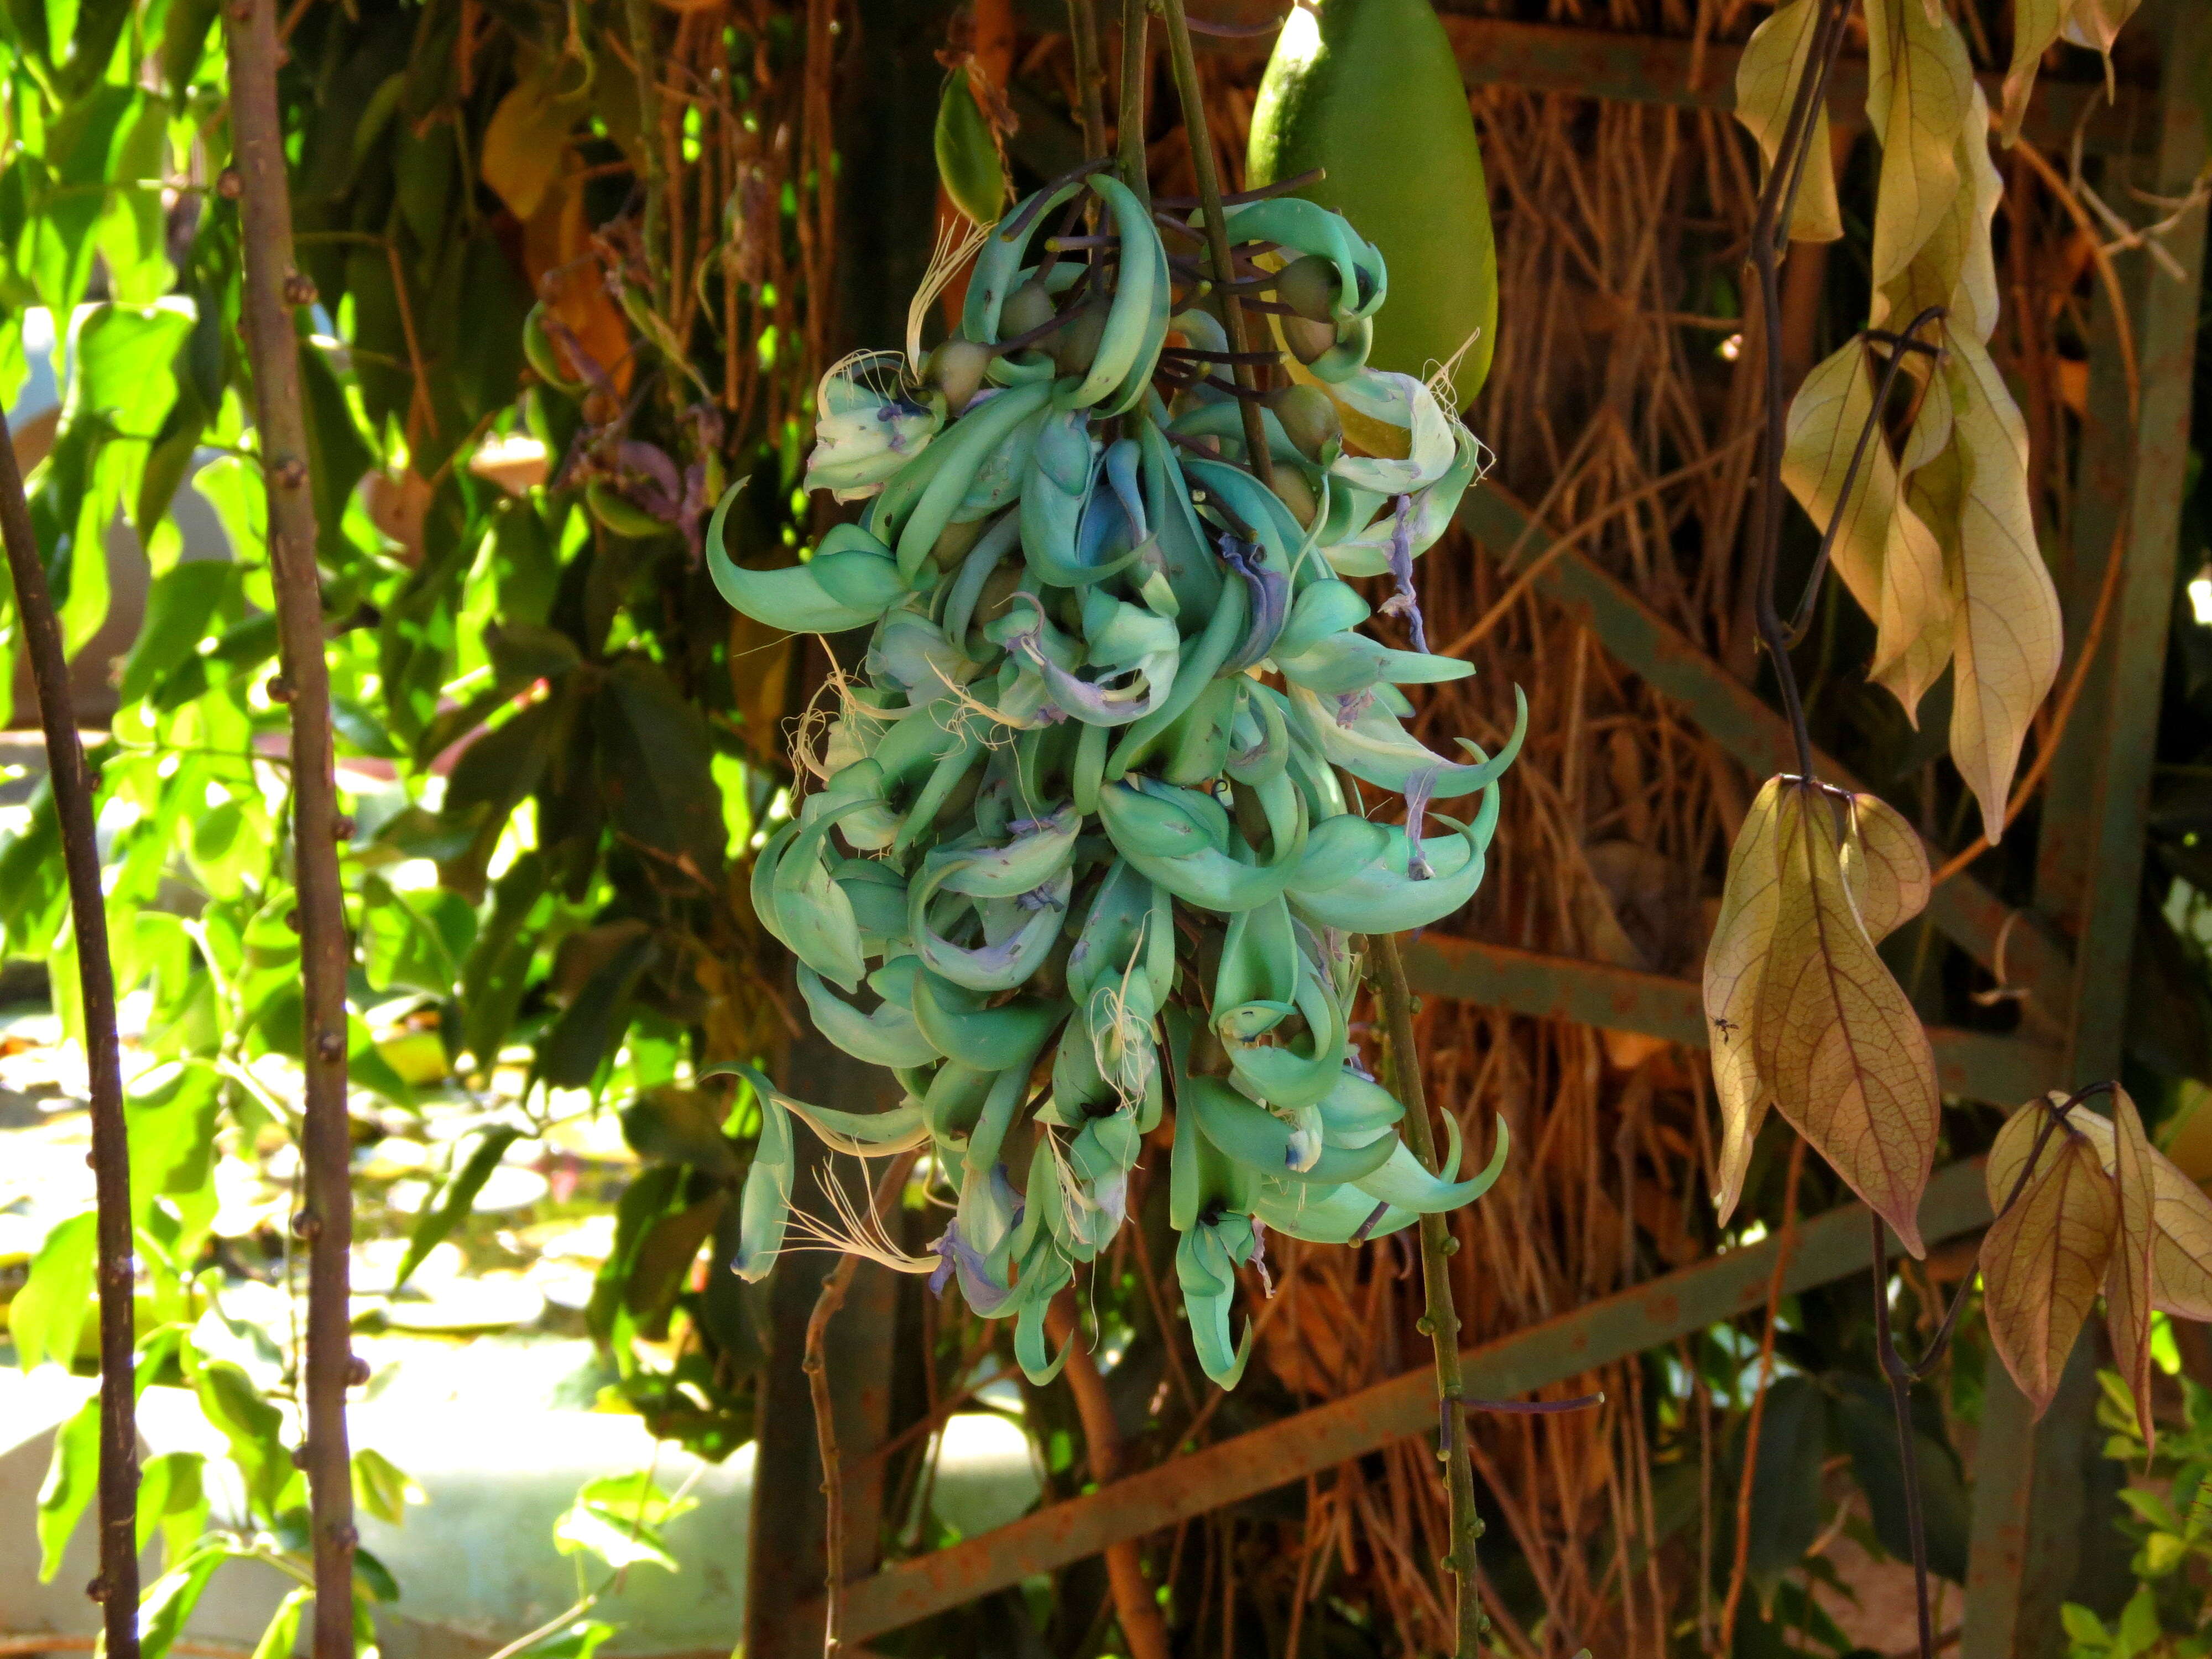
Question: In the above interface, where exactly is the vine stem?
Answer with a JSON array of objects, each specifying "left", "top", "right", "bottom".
[
  {"left": 1117, "top": 0, "right": 1149, "bottom": 207},
  {"left": 0, "top": 416, "right": 139, "bottom": 1659},
  {"left": 225, "top": 4, "right": 358, "bottom": 1651},
  {"left": 1370, "top": 932, "right": 1485, "bottom": 1657},
  {"left": 1157, "top": 0, "right": 1275, "bottom": 492},
  {"left": 805, "top": 1152, "right": 916, "bottom": 1657}
]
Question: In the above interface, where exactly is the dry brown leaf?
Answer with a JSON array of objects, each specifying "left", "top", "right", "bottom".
[
  {"left": 2109, "top": 1088, "right": 2158, "bottom": 1447},
  {"left": 1782, "top": 341, "right": 1893, "bottom": 618},
  {"left": 1754, "top": 781, "right": 1940, "bottom": 1255},
  {"left": 1987, "top": 1090, "right": 2212, "bottom": 1324},
  {"left": 1944, "top": 332, "right": 2061, "bottom": 843},
  {"left": 1702, "top": 778, "right": 1785, "bottom": 1223},
  {"left": 1839, "top": 792, "right": 1932, "bottom": 941},
  {"left": 1980, "top": 1133, "right": 2117, "bottom": 1415},
  {"left": 483, "top": 71, "right": 581, "bottom": 222},
  {"left": 1733, "top": 0, "right": 1845, "bottom": 244},
  {"left": 1863, "top": 0, "right": 1974, "bottom": 293}
]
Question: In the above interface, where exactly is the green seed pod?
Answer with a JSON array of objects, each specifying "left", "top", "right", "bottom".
[
  {"left": 1001, "top": 278, "right": 1058, "bottom": 342},
  {"left": 520, "top": 302, "right": 581, "bottom": 394},
  {"left": 1273, "top": 254, "right": 1341, "bottom": 324},
  {"left": 585, "top": 480, "right": 668, "bottom": 540},
  {"left": 1266, "top": 384, "right": 1343, "bottom": 463},
  {"left": 1051, "top": 302, "right": 1108, "bottom": 378},
  {"left": 935, "top": 71, "right": 1008, "bottom": 227},
  {"left": 926, "top": 337, "right": 994, "bottom": 413},
  {"left": 1249, "top": 0, "right": 1499, "bottom": 403}
]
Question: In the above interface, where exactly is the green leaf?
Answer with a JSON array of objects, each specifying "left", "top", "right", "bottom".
[
  {"left": 139, "top": 1544, "right": 234, "bottom": 1659},
  {"left": 352, "top": 1447, "right": 422, "bottom": 1526},
  {"left": 552, "top": 1469, "right": 697, "bottom": 1572},
  {"left": 193, "top": 1359, "right": 293, "bottom": 1521},
  {"left": 157, "top": 0, "right": 220, "bottom": 96},
  {"left": 1831, "top": 1372, "right": 1970, "bottom": 1584},
  {"left": 126, "top": 1059, "right": 222, "bottom": 1229},
  {"left": 136, "top": 1449, "right": 209, "bottom": 1558},
  {"left": 118, "top": 560, "right": 236, "bottom": 706},
  {"left": 533, "top": 923, "right": 656, "bottom": 1091},
  {"left": 34, "top": 1395, "right": 98, "bottom": 1582},
  {"left": 458, "top": 852, "right": 550, "bottom": 1067},
  {"left": 619, "top": 1087, "right": 740, "bottom": 1176},
  {"left": 12, "top": 1210, "right": 97, "bottom": 1370},
  {"left": 592, "top": 657, "right": 727, "bottom": 878},
  {"left": 391, "top": 1125, "right": 524, "bottom": 1292},
  {"left": 1741, "top": 1374, "right": 1827, "bottom": 1595},
  {"left": 249, "top": 1587, "right": 312, "bottom": 1659},
  {"left": 298, "top": 325, "right": 375, "bottom": 572}
]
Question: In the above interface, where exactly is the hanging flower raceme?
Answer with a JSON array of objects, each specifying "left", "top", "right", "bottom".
[{"left": 708, "top": 171, "right": 1525, "bottom": 1388}]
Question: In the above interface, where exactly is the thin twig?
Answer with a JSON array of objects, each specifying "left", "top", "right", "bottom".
[
  {"left": 806, "top": 1152, "right": 917, "bottom": 1657},
  {"left": 225, "top": 6, "right": 358, "bottom": 1651},
  {"left": 0, "top": 418, "right": 138, "bottom": 1659},
  {"left": 1046, "top": 1297, "right": 1172, "bottom": 1659},
  {"left": 1116, "top": 0, "right": 1149, "bottom": 205},
  {"left": 1159, "top": 0, "right": 1275, "bottom": 492},
  {"left": 1370, "top": 932, "right": 1486, "bottom": 1656}
]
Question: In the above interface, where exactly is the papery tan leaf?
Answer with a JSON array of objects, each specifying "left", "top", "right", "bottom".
[
  {"left": 1734, "top": 0, "right": 1845, "bottom": 244},
  {"left": 1980, "top": 1133, "right": 2117, "bottom": 1415},
  {"left": 1999, "top": 0, "right": 2069, "bottom": 142},
  {"left": 1703, "top": 779, "right": 1786, "bottom": 1223},
  {"left": 1864, "top": 0, "right": 1975, "bottom": 291},
  {"left": 2060, "top": 0, "right": 2142, "bottom": 99},
  {"left": 1839, "top": 794, "right": 1932, "bottom": 942},
  {"left": 1871, "top": 494, "right": 1955, "bottom": 722},
  {"left": 1872, "top": 85, "right": 2005, "bottom": 346},
  {"left": 1987, "top": 1089, "right": 2212, "bottom": 1324},
  {"left": 1782, "top": 341, "right": 1893, "bottom": 618},
  {"left": 1944, "top": 332, "right": 2062, "bottom": 843},
  {"left": 1754, "top": 781, "right": 1940, "bottom": 1255},
  {"left": 2109, "top": 1088, "right": 2158, "bottom": 1447}
]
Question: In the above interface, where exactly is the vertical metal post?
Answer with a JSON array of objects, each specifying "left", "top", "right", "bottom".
[{"left": 1965, "top": 8, "right": 2209, "bottom": 1652}]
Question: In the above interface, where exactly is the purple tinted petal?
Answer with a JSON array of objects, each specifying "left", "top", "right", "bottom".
[
  {"left": 1379, "top": 493, "right": 1430, "bottom": 654},
  {"left": 1220, "top": 536, "right": 1290, "bottom": 671},
  {"left": 1404, "top": 766, "right": 1439, "bottom": 881},
  {"left": 1334, "top": 690, "right": 1375, "bottom": 728}
]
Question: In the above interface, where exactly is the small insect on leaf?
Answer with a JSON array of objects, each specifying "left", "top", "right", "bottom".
[
  {"left": 1754, "top": 780, "right": 1940, "bottom": 1254},
  {"left": 2108, "top": 1088, "right": 2159, "bottom": 1449},
  {"left": 1703, "top": 776, "right": 1785, "bottom": 1225},
  {"left": 1981, "top": 1128, "right": 2117, "bottom": 1416}
]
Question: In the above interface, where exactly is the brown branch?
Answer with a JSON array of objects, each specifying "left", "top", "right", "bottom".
[
  {"left": 805, "top": 1154, "right": 916, "bottom": 1657},
  {"left": 1159, "top": 0, "right": 1274, "bottom": 492},
  {"left": 225, "top": 6, "right": 358, "bottom": 1653},
  {"left": 1045, "top": 1298, "right": 1172, "bottom": 1659},
  {"left": 1371, "top": 932, "right": 1485, "bottom": 1657},
  {"left": 0, "top": 423, "right": 138, "bottom": 1659}
]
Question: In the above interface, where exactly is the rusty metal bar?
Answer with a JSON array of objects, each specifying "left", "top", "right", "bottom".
[
  {"left": 831, "top": 1160, "right": 1994, "bottom": 1641},
  {"left": 1457, "top": 483, "right": 2074, "bottom": 1032},
  {"left": 1965, "top": 3, "right": 2210, "bottom": 1652},
  {"left": 1434, "top": 15, "right": 2143, "bottom": 149},
  {"left": 1400, "top": 934, "right": 2061, "bottom": 1105}
]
